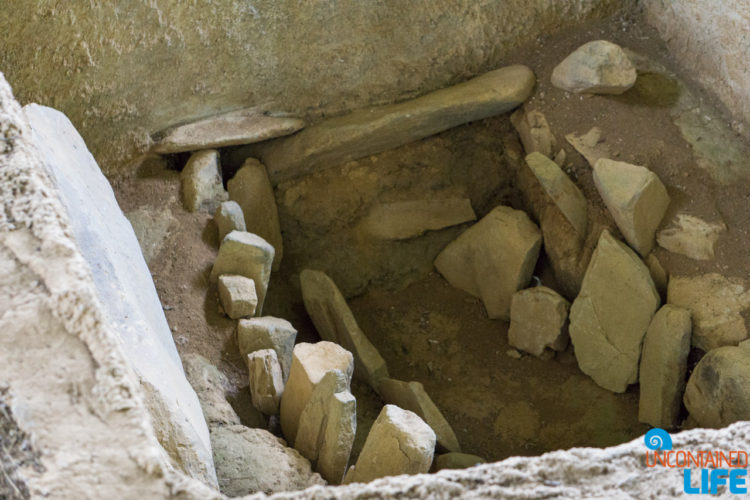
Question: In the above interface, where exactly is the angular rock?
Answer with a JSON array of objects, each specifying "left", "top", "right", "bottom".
[
  {"left": 218, "top": 274, "right": 258, "bottom": 319},
  {"left": 569, "top": 230, "right": 660, "bottom": 393},
  {"left": 638, "top": 305, "right": 692, "bottom": 428},
  {"left": 280, "top": 342, "right": 354, "bottom": 445},
  {"left": 152, "top": 109, "right": 304, "bottom": 154},
  {"left": 657, "top": 214, "right": 726, "bottom": 260},
  {"left": 684, "top": 346, "right": 750, "bottom": 428},
  {"left": 668, "top": 273, "right": 750, "bottom": 351},
  {"left": 565, "top": 127, "right": 611, "bottom": 168},
  {"left": 227, "top": 158, "right": 284, "bottom": 270},
  {"left": 435, "top": 453, "right": 487, "bottom": 471},
  {"left": 125, "top": 205, "right": 176, "bottom": 264},
  {"left": 375, "top": 378, "right": 460, "bottom": 453},
  {"left": 237, "top": 316, "right": 297, "bottom": 383},
  {"left": 260, "top": 65, "right": 535, "bottom": 183},
  {"left": 359, "top": 198, "right": 476, "bottom": 240},
  {"left": 345, "top": 405, "right": 436, "bottom": 484},
  {"left": 645, "top": 253, "right": 668, "bottom": 298},
  {"left": 435, "top": 206, "right": 542, "bottom": 320},
  {"left": 210, "top": 230, "right": 274, "bottom": 313},
  {"left": 593, "top": 158, "right": 670, "bottom": 256},
  {"left": 300, "top": 269, "right": 389, "bottom": 388},
  {"left": 180, "top": 149, "right": 227, "bottom": 213},
  {"left": 295, "top": 370, "right": 356, "bottom": 485},
  {"left": 551, "top": 40, "right": 637, "bottom": 94},
  {"left": 247, "top": 349, "right": 285, "bottom": 415},
  {"left": 508, "top": 286, "right": 570, "bottom": 357},
  {"left": 511, "top": 108, "right": 557, "bottom": 157},
  {"left": 214, "top": 200, "right": 246, "bottom": 243},
  {"left": 211, "top": 424, "right": 324, "bottom": 496},
  {"left": 525, "top": 152, "right": 587, "bottom": 235}
]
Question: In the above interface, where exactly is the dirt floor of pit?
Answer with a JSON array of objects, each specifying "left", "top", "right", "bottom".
[{"left": 111, "top": 9, "right": 750, "bottom": 465}]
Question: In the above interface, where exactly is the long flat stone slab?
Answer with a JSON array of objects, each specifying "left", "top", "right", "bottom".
[{"left": 260, "top": 65, "right": 535, "bottom": 183}]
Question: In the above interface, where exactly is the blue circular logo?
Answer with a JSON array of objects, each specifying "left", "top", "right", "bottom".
[{"left": 644, "top": 428, "right": 673, "bottom": 451}]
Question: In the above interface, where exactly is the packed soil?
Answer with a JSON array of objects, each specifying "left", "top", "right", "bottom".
[{"left": 111, "top": 9, "right": 750, "bottom": 465}]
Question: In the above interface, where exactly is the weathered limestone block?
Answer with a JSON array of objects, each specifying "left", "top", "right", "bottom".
[
  {"left": 359, "top": 198, "right": 476, "bottom": 240},
  {"left": 214, "top": 200, "right": 246, "bottom": 242},
  {"left": 211, "top": 425, "right": 324, "bottom": 496},
  {"left": 593, "top": 158, "right": 670, "bottom": 256},
  {"left": 684, "top": 346, "right": 750, "bottom": 428},
  {"left": 525, "top": 152, "right": 587, "bottom": 236},
  {"left": 218, "top": 274, "right": 258, "bottom": 319},
  {"left": 247, "top": 349, "right": 285, "bottom": 415},
  {"left": 180, "top": 149, "right": 227, "bottom": 213},
  {"left": 435, "top": 206, "right": 542, "bottom": 320},
  {"left": 375, "top": 378, "right": 460, "bottom": 453},
  {"left": 565, "top": 127, "right": 611, "bottom": 168},
  {"left": 508, "top": 286, "right": 570, "bottom": 357},
  {"left": 638, "top": 305, "right": 692, "bottom": 428},
  {"left": 569, "top": 230, "right": 660, "bottom": 393},
  {"left": 295, "top": 370, "right": 356, "bottom": 485},
  {"left": 667, "top": 273, "right": 750, "bottom": 351},
  {"left": 551, "top": 40, "right": 637, "bottom": 94},
  {"left": 300, "top": 269, "right": 389, "bottom": 388},
  {"left": 435, "top": 453, "right": 487, "bottom": 471},
  {"left": 344, "top": 405, "right": 436, "bottom": 484},
  {"left": 227, "top": 158, "right": 284, "bottom": 270},
  {"left": 260, "top": 65, "right": 535, "bottom": 183},
  {"left": 237, "top": 316, "right": 298, "bottom": 383},
  {"left": 511, "top": 108, "right": 557, "bottom": 158},
  {"left": 153, "top": 109, "right": 304, "bottom": 154},
  {"left": 210, "top": 230, "right": 274, "bottom": 313},
  {"left": 280, "top": 342, "right": 354, "bottom": 445},
  {"left": 657, "top": 214, "right": 726, "bottom": 260}
]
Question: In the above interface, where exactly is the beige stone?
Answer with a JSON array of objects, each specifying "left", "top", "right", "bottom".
[
  {"left": 217, "top": 274, "right": 258, "bottom": 319},
  {"left": 508, "top": 286, "right": 570, "bottom": 357},
  {"left": 638, "top": 305, "right": 692, "bottom": 428},
  {"left": 435, "top": 206, "right": 542, "bottom": 320},
  {"left": 525, "top": 152, "right": 587, "bottom": 236},
  {"left": 280, "top": 342, "right": 354, "bottom": 445},
  {"left": 153, "top": 109, "right": 304, "bottom": 154},
  {"left": 511, "top": 108, "right": 557, "bottom": 157},
  {"left": 359, "top": 198, "right": 476, "bottom": 240},
  {"left": 345, "top": 405, "right": 436, "bottom": 484},
  {"left": 247, "top": 349, "right": 284, "bottom": 415},
  {"left": 569, "top": 230, "right": 660, "bottom": 393},
  {"left": 180, "top": 149, "right": 227, "bottom": 213},
  {"left": 183, "top": 354, "right": 242, "bottom": 427},
  {"left": 260, "top": 65, "right": 535, "bottom": 183},
  {"left": 645, "top": 253, "right": 668, "bottom": 297},
  {"left": 237, "top": 316, "right": 297, "bottom": 383},
  {"left": 657, "top": 214, "right": 725, "bottom": 260},
  {"left": 375, "top": 378, "right": 460, "bottom": 453},
  {"left": 667, "top": 273, "right": 750, "bottom": 351},
  {"left": 214, "top": 200, "right": 246, "bottom": 243},
  {"left": 209, "top": 230, "right": 274, "bottom": 313},
  {"left": 551, "top": 40, "right": 636, "bottom": 94},
  {"left": 435, "top": 453, "right": 487, "bottom": 471},
  {"left": 593, "top": 158, "right": 670, "bottom": 256},
  {"left": 684, "top": 346, "right": 750, "bottom": 428},
  {"left": 227, "top": 158, "right": 284, "bottom": 270},
  {"left": 565, "top": 127, "right": 611, "bottom": 168},
  {"left": 300, "top": 269, "right": 388, "bottom": 388}
]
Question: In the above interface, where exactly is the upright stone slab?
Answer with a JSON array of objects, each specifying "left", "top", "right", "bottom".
[
  {"left": 218, "top": 274, "right": 258, "bottom": 319},
  {"left": 228, "top": 158, "right": 284, "bottom": 270},
  {"left": 344, "top": 405, "right": 436, "bottom": 484},
  {"left": 511, "top": 108, "right": 557, "bottom": 158},
  {"left": 300, "top": 269, "right": 389, "bottom": 388},
  {"left": 508, "top": 286, "right": 570, "bottom": 357},
  {"left": 237, "top": 316, "right": 298, "bottom": 382},
  {"left": 359, "top": 198, "right": 476, "bottom": 240},
  {"left": 551, "top": 40, "right": 637, "bottom": 94},
  {"left": 593, "top": 159, "right": 670, "bottom": 256},
  {"left": 247, "top": 349, "right": 285, "bottom": 415},
  {"left": 375, "top": 378, "right": 460, "bottom": 453},
  {"left": 569, "top": 230, "right": 660, "bottom": 393},
  {"left": 180, "top": 149, "right": 227, "bottom": 213},
  {"left": 280, "top": 342, "right": 354, "bottom": 445},
  {"left": 214, "top": 200, "right": 246, "bottom": 242},
  {"left": 435, "top": 206, "right": 542, "bottom": 320},
  {"left": 260, "top": 65, "right": 535, "bottom": 183},
  {"left": 210, "top": 230, "right": 274, "bottom": 313},
  {"left": 638, "top": 305, "right": 691, "bottom": 428}
]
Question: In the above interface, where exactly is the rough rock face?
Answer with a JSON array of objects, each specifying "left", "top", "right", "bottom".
[
  {"left": 358, "top": 198, "right": 476, "bottom": 240},
  {"left": 247, "top": 349, "right": 285, "bottom": 415},
  {"left": 508, "top": 286, "right": 570, "bottom": 357},
  {"left": 435, "top": 205, "right": 542, "bottom": 320},
  {"left": 237, "top": 316, "right": 298, "bottom": 383},
  {"left": 656, "top": 214, "right": 726, "bottom": 260},
  {"left": 551, "top": 40, "right": 637, "bottom": 94},
  {"left": 214, "top": 200, "right": 246, "bottom": 243},
  {"left": 180, "top": 149, "right": 228, "bottom": 213},
  {"left": 569, "top": 230, "right": 660, "bottom": 393}
]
